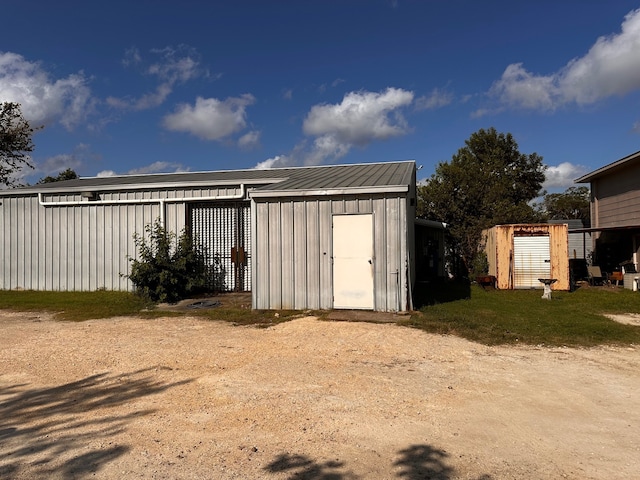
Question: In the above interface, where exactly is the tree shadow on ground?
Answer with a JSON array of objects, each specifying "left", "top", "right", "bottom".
[
  {"left": 265, "top": 444, "right": 491, "bottom": 480},
  {"left": 264, "top": 453, "right": 359, "bottom": 479},
  {"left": 394, "top": 444, "right": 453, "bottom": 479},
  {"left": 0, "top": 367, "right": 191, "bottom": 479},
  {"left": 413, "top": 279, "right": 471, "bottom": 309}
]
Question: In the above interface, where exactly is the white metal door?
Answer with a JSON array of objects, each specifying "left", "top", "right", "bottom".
[
  {"left": 513, "top": 236, "right": 551, "bottom": 288},
  {"left": 332, "top": 214, "right": 374, "bottom": 309}
]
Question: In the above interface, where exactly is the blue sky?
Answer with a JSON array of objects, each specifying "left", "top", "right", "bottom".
[{"left": 2, "top": 1, "right": 640, "bottom": 190}]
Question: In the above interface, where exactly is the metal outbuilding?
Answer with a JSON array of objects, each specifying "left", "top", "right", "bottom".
[{"left": 0, "top": 161, "right": 417, "bottom": 312}]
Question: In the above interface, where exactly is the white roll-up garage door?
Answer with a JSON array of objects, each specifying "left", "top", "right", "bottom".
[{"left": 513, "top": 235, "right": 551, "bottom": 289}]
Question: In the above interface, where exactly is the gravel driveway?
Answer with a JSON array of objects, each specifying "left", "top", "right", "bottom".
[{"left": 1, "top": 310, "right": 639, "bottom": 479}]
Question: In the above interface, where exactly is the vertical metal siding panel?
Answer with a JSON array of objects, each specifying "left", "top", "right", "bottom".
[
  {"left": 280, "top": 201, "right": 295, "bottom": 309},
  {"left": 26, "top": 198, "right": 35, "bottom": 290},
  {"left": 1, "top": 200, "right": 7, "bottom": 288},
  {"left": 72, "top": 206, "right": 81, "bottom": 290},
  {"left": 126, "top": 204, "right": 138, "bottom": 291},
  {"left": 2, "top": 199, "right": 9, "bottom": 288},
  {"left": 293, "top": 201, "right": 307, "bottom": 309},
  {"left": 385, "top": 197, "right": 401, "bottom": 312},
  {"left": 10, "top": 198, "right": 19, "bottom": 288},
  {"left": 268, "top": 202, "right": 282, "bottom": 309},
  {"left": 59, "top": 206, "right": 69, "bottom": 290},
  {"left": 86, "top": 206, "right": 97, "bottom": 291},
  {"left": 358, "top": 197, "right": 372, "bottom": 213},
  {"left": 95, "top": 206, "right": 105, "bottom": 289},
  {"left": 251, "top": 200, "right": 258, "bottom": 308},
  {"left": 43, "top": 203, "right": 51, "bottom": 289},
  {"left": 399, "top": 196, "right": 409, "bottom": 311},
  {"left": 37, "top": 200, "right": 47, "bottom": 290},
  {"left": 118, "top": 205, "right": 130, "bottom": 290},
  {"left": 21, "top": 198, "right": 31, "bottom": 288},
  {"left": 17, "top": 197, "right": 24, "bottom": 289},
  {"left": 52, "top": 205, "right": 61, "bottom": 290},
  {"left": 318, "top": 200, "right": 332, "bottom": 309},
  {"left": 70, "top": 206, "right": 79, "bottom": 290},
  {"left": 0, "top": 199, "right": 5, "bottom": 289},
  {"left": 103, "top": 205, "right": 113, "bottom": 289},
  {"left": 345, "top": 198, "right": 359, "bottom": 214},
  {"left": 372, "top": 197, "right": 387, "bottom": 311},
  {"left": 6, "top": 198, "right": 15, "bottom": 288},
  {"left": 305, "top": 200, "right": 320, "bottom": 309},
  {"left": 332, "top": 199, "right": 345, "bottom": 215},
  {"left": 255, "top": 201, "right": 271, "bottom": 309}
]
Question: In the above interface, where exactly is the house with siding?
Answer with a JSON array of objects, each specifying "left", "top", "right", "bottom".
[
  {"left": 0, "top": 161, "right": 418, "bottom": 312},
  {"left": 575, "top": 150, "right": 640, "bottom": 283}
]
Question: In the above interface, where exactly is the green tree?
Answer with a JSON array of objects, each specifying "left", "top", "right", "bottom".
[
  {"left": 0, "top": 102, "right": 38, "bottom": 187},
  {"left": 418, "top": 127, "right": 546, "bottom": 275},
  {"left": 37, "top": 168, "right": 79, "bottom": 184},
  {"left": 537, "top": 186, "right": 590, "bottom": 227}
]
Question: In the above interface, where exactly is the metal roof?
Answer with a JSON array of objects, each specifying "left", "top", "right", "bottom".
[
  {"left": 575, "top": 150, "right": 640, "bottom": 183},
  {"left": 2, "top": 160, "right": 415, "bottom": 197}
]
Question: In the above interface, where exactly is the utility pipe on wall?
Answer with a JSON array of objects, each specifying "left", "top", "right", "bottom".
[{"left": 37, "top": 184, "right": 246, "bottom": 226}]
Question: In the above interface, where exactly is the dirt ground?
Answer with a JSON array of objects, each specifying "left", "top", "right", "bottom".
[{"left": 1, "top": 309, "right": 639, "bottom": 480}]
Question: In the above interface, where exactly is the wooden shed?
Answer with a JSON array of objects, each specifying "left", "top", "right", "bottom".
[{"left": 483, "top": 224, "right": 570, "bottom": 290}]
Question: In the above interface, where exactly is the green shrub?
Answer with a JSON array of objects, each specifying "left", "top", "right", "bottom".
[{"left": 126, "top": 220, "right": 224, "bottom": 303}]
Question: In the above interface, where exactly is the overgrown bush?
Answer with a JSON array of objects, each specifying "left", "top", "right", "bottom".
[
  {"left": 127, "top": 220, "right": 224, "bottom": 303},
  {"left": 469, "top": 251, "right": 489, "bottom": 278}
]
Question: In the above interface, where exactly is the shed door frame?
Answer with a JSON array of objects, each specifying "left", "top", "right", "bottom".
[{"left": 332, "top": 213, "right": 375, "bottom": 310}]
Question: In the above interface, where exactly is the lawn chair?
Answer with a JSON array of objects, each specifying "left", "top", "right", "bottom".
[{"left": 587, "top": 266, "right": 607, "bottom": 286}]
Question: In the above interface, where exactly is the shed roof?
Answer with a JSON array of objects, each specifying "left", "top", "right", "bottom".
[
  {"left": 2, "top": 160, "right": 415, "bottom": 197},
  {"left": 575, "top": 150, "right": 640, "bottom": 183}
]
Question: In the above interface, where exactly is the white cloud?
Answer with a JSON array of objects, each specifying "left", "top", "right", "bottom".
[
  {"left": 300, "top": 87, "right": 414, "bottom": 165},
  {"left": 254, "top": 155, "right": 289, "bottom": 169},
  {"left": 148, "top": 46, "right": 201, "bottom": 84},
  {"left": 303, "top": 88, "right": 414, "bottom": 145},
  {"left": 543, "top": 162, "right": 589, "bottom": 189},
  {"left": 107, "top": 45, "right": 205, "bottom": 111},
  {"left": 162, "top": 94, "right": 256, "bottom": 141},
  {"left": 257, "top": 88, "right": 415, "bottom": 168},
  {"left": 415, "top": 88, "right": 454, "bottom": 110},
  {"left": 96, "top": 170, "right": 117, "bottom": 177},
  {"left": 238, "top": 130, "right": 261, "bottom": 149},
  {"left": 487, "top": 8, "right": 640, "bottom": 112},
  {"left": 0, "top": 51, "right": 94, "bottom": 129}
]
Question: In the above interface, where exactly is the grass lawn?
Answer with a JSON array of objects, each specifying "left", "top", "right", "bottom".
[
  {"left": 405, "top": 282, "right": 640, "bottom": 347},
  {"left": 1, "top": 284, "right": 639, "bottom": 347}
]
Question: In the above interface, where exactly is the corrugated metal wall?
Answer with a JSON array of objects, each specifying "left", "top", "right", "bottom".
[
  {"left": 0, "top": 186, "right": 241, "bottom": 291},
  {"left": 251, "top": 194, "right": 409, "bottom": 312}
]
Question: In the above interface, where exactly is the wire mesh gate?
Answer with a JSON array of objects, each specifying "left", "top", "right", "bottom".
[{"left": 190, "top": 202, "right": 251, "bottom": 292}]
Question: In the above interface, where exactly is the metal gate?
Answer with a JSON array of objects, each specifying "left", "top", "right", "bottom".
[
  {"left": 513, "top": 235, "right": 551, "bottom": 288},
  {"left": 190, "top": 202, "right": 251, "bottom": 292}
]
